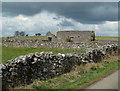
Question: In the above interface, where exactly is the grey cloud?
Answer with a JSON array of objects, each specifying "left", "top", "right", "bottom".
[
  {"left": 58, "top": 20, "right": 74, "bottom": 26},
  {"left": 2, "top": 0, "right": 120, "bottom": 2},
  {"left": 2, "top": 2, "right": 118, "bottom": 24}
]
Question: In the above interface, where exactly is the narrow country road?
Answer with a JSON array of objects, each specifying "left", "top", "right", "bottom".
[
  {"left": 0, "top": 64, "right": 2, "bottom": 91},
  {"left": 86, "top": 70, "right": 119, "bottom": 89}
]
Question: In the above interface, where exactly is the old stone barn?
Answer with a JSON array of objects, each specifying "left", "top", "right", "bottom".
[{"left": 46, "top": 31, "right": 95, "bottom": 43}]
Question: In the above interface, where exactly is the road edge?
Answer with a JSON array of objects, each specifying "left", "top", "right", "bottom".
[{"left": 80, "top": 67, "right": 120, "bottom": 89}]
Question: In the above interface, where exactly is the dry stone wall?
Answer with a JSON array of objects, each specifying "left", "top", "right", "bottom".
[
  {"left": 1, "top": 43, "right": 119, "bottom": 89},
  {"left": 2, "top": 39, "right": 118, "bottom": 50}
]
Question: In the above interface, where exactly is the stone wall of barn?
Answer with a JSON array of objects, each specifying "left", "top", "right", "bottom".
[{"left": 56, "top": 31, "right": 95, "bottom": 43}]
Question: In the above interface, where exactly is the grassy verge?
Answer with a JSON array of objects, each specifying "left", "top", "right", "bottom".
[
  {"left": 58, "top": 61, "right": 119, "bottom": 89},
  {"left": 16, "top": 58, "right": 120, "bottom": 90},
  {"left": 96, "top": 36, "right": 119, "bottom": 40},
  {"left": 1, "top": 46, "right": 85, "bottom": 64},
  {"left": 2, "top": 36, "right": 46, "bottom": 39}
]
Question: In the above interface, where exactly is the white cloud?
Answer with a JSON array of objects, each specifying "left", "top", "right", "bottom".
[
  {"left": 16, "top": 15, "right": 30, "bottom": 21},
  {"left": 2, "top": 10, "right": 118, "bottom": 37}
]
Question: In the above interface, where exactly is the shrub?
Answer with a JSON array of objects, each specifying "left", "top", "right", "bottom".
[{"left": 66, "top": 38, "right": 73, "bottom": 42}]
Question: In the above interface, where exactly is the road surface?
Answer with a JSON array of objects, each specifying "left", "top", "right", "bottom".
[
  {"left": 86, "top": 70, "right": 119, "bottom": 89},
  {"left": 0, "top": 64, "right": 2, "bottom": 91}
]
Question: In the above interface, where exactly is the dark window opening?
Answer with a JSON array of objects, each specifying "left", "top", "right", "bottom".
[
  {"left": 48, "top": 37, "right": 52, "bottom": 41},
  {"left": 91, "top": 34, "right": 95, "bottom": 41},
  {"left": 70, "top": 37, "right": 74, "bottom": 38}
]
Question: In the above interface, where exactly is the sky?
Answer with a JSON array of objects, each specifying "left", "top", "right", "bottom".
[{"left": 1, "top": 2, "right": 118, "bottom": 37}]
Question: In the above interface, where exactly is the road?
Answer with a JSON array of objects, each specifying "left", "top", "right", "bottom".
[
  {"left": 0, "top": 64, "right": 2, "bottom": 91},
  {"left": 86, "top": 70, "right": 119, "bottom": 89}
]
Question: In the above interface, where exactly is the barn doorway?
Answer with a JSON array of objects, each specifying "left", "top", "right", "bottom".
[{"left": 48, "top": 37, "right": 52, "bottom": 41}]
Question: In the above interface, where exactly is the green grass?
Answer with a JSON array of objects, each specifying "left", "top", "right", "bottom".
[
  {"left": 2, "top": 36, "right": 46, "bottom": 39},
  {"left": 0, "top": 46, "right": 2, "bottom": 63},
  {"left": 88, "top": 41, "right": 100, "bottom": 43},
  {"left": 58, "top": 61, "right": 119, "bottom": 89},
  {"left": 96, "top": 36, "right": 119, "bottom": 40},
  {"left": 1, "top": 46, "right": 85, "bottom": 64},
  {"left": 23, "top": 60, "right": 119, "bottom": 90}
]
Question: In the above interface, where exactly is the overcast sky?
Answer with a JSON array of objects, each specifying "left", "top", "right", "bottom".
[{"left": 1, "top": 2, "right": 118, "bottom": 37}]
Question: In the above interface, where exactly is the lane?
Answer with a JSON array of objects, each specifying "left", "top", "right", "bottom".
[
  {"left": 0, "top": 64, "right": 2, "bottom": 91},
  {"left": 86, "top": 70, "right": 119, "bottom": 89}
]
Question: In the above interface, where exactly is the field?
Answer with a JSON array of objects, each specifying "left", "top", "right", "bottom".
[
  {"left": 96, "top": 36, "right": 119, "bottom": 40},
  {"left": 1, "top": 36, "right": 119, "bottom": 63},
  {"left": 1, "top": 46, "right": 85, "bottom": 64},
  {"left": 2, "top": 36, "right": 46, "bottom": 39}
]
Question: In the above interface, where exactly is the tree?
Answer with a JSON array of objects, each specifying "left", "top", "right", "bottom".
[
  {"left": 35, "top": 33, "right": 41, "bottom": 36},
  {"left": 26, "top": 34, "right": 28, "bottom": 36},
  {"left": 14, "top": 31, "right": 20, "bottom": 36},
  {"left": 66, "top": 38, "right": 73, "bottom": 42},
  {"left": 35, "top": 33, "right": 37, "bottom": 36},
  {"left": 37, "top": 33, "right": 41, "bottom": 36},
  {"left": 14, "top": 31, "right": 26, "bottom": 36},
  {"left": 20, "top": 31, "right": 25, "bottom": 36}
]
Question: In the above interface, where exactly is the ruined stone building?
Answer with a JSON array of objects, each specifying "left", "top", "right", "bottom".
[
  {"left": 46, "top": 31, "right": 95, "bottom": 43},
  {"left": 46, "top": 31, "right": 57, "bottom": 42}
]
